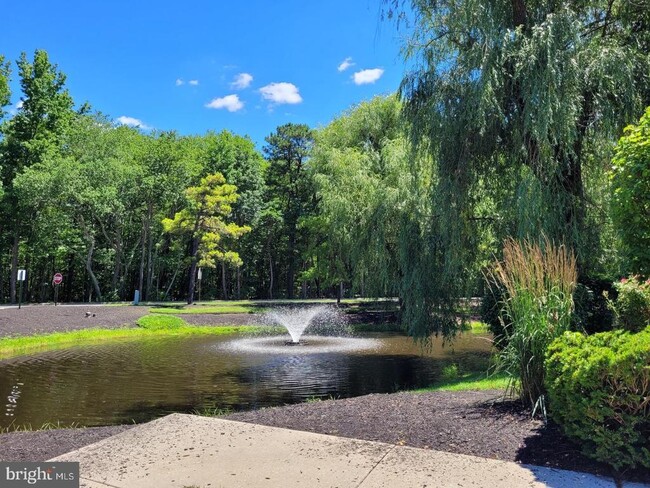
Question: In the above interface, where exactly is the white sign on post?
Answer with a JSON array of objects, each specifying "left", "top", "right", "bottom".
[
  {"left": 197, "top": 268, "right": 202, "bottom": 280},
  {"left": 17, "top": 269, "right": 26, "bottom": 281}
]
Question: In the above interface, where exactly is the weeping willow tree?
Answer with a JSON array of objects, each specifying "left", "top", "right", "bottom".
[
  {"left": 311, "top": 96, "right": 446, "bottom": 332},
  {"left": 384, "top": 0, "right": 650, "bottom": 338}
]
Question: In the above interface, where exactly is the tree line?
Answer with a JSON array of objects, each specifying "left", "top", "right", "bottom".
[
  {"left": 1, "top": 0, "right": 649, "bottom": 340},
  {"left": 0, "top": 50, "right": 416, "bottom": 307}
]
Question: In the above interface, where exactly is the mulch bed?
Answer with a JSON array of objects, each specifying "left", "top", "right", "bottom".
[
  {"left": 226, "top": 390, "right": 649, "bottom": 484},
  {"left": 0, "top": 305, "right": 149, "bottom": 338},
  {"left": 0, "top": 306, "right": 266, "bottom": 338},
  {"left": 0, "top": 425, "right": 133, "bottom": 462}
]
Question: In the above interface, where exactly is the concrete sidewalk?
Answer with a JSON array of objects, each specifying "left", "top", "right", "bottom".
[{"left": 51, "top": 414, "right": 648, "bottom": 488}]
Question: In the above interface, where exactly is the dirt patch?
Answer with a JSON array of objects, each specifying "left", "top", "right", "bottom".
[{"left": 0, "top": 305, "right": 149, "bottom": 338}]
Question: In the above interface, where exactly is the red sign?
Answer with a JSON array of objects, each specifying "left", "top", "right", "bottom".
[{"left": 53, "top": 273, "right": 63, "bottom": 285}]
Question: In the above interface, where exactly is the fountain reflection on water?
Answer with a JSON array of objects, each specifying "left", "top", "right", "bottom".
[{"left": 222, "top": 305, "right": 380, "bottom": 354}]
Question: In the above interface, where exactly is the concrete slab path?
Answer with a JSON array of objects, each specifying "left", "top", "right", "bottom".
[{"left": 51, "top": 414, "right": 648, "bottom": 488}]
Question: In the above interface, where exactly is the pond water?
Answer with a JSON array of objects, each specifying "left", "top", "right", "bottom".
[{"left": 0, "top": 332, "right": 492, "bottom": 429}]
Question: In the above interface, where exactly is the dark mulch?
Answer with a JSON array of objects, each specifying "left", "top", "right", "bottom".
[
  {"left": 225, "top": 390, "right": 650, "bottom": 484},
  {"left": 0, "top": 425, "right": 133, "bottom": 461},
  {"left": 0, "top": 305, "right": 149, "bottom": 338}
]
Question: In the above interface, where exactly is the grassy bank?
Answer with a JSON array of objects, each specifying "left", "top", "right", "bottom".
[
  {"left": 150, "top": 305, "right": 260, "bottom": 314},
  {"left": 0, "top": 315, "right": 278, "bottom": 360},
  {"left": 414, "top": 371, "right": 510, "bottom": 392}
]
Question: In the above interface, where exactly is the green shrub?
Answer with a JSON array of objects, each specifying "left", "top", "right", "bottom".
[
  {"left": 546, "top": 327, "right": 650, "bottom": 471},
  {"left": 609, "top": 276, "right": 650, "bottom": 332},
  {"left": 137, "top": 314, "right": 186, "bottom": 330},
  {"left": 441, "top": 363, "right": 460, "bottom": 381}
]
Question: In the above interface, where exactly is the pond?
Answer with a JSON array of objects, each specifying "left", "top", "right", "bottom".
[{"left": 0, "top": 332, "right": 492, "bottom": 429}]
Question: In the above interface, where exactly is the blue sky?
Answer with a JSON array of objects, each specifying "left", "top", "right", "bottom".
[{"left": 1, "top": 1, "right": 410, "bottom": 146}]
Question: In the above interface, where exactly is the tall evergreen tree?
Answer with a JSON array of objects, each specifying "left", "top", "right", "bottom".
[{"left": 263, "top": 123, "right": 315, "bottom": 299}]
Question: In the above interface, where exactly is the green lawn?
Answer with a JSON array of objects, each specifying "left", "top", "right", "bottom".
[
  {"left": 0, "top": 314, "right": 277, "bottom": 360},
  {"left": 150, "top": 305, "right": 260, "bottom": 314},
  {"left": 463, "top": 320, "right": 490, "bottom": 334},
  {"left": 414, "top": 372, "right": 510, "bottom": 392}
]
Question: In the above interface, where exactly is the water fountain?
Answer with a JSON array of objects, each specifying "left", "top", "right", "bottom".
[
  {"left": 222, "top": 304, "right": 379, "bottom": 354},
  {"left": 265, "top": 305, "right": 340, "bottom": 344}
]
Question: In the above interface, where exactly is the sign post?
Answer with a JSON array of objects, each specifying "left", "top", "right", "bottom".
[
  {"left": 52, "top": 273, "right": 63, "bottom": 306},
  {"left": 17, "top": 269, "right": 26, "bottom": 309}
]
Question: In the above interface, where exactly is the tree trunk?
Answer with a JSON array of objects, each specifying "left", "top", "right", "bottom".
[
  {"left": 65, "top": 253, "right": 75, "bottom": 303},
  {"left": 138, "top": 219, "right": 146, "bottom": 299},
  {"left": 24, "top": 254, "right": 31, "bottom": 302},
  {"left": 111, "top": 223, "right": 123, "bottom": 294},
  {"left": 85, "top": 235, "right": 102, "bottom": 302},
  {"left": 511, "top": 0, "right": 528, "bottom": 28},
  {"left": 187, "top": 236, "right": 199, "bottom": 304},
  {"left": 155, "top": 260, "right": 161, "bottom": 299},
  {"left": 236, "top": 267, "right": 241, "bottom": 300},
  {"left": 145, "top": 202, "right": 154, "bottom": 300},
  {"left": 0, "top": 254, "right": 4, "bottom": 302},
  {"left": 164, "top": 264, "right": 180, "bottom": 301},
  {"left": 10, "top": 235, "right": 18, "bottom": 304},
  {"left": 268, "top": 253, "right": 274, "bottom": 299},
  {"left": 39, "top": 264, "right": 48, "bottom": 302},
  {"left": 287, "top": 230, "right": 296, "bottom": 299},
  {"left": 221, "top": 262, "right": 229, "bottom": 300}
]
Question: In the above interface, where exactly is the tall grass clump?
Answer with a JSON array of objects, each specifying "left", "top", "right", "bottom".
[{"left": 488, "top": 237, "right": 577, "bottom": 410}]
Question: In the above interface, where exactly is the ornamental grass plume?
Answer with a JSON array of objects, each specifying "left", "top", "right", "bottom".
[{"left": 488, "top": 237, "right": 577, "bottom": 410}]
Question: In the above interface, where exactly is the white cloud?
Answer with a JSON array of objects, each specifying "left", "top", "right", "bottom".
[
  {"left": 8, "top": 100, "right": 23, "bottom": 115},
  {"left": 231, "top": 73, "right": 253, "bottom": 90},
  {"left": 259, "top": 82, "right": 302, "bottom": 105},
  {"left": 205, "top": 94, "right": 244, "bottom": 112},
  {"left": 115, "top": 116, "right": 151, "bottom": 130},
  {"left": 338, "top": 57, "right": 355, "bottom": 72},
  {"left": 189, "top": 80, "right": 199, "bottom": 86},
  {"left": 175, "top": 78, "right": 184, "bottom": 86},
  {"left": 353, "top": 68, "right": 384, "bottom": 85}
]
